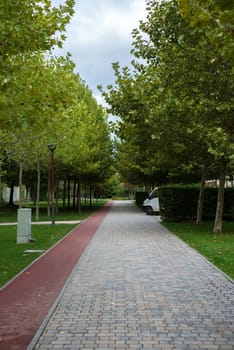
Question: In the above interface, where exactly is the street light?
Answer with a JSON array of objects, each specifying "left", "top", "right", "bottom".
[{"left": 47, "top": 144, "right": 56, "bottom": 226}]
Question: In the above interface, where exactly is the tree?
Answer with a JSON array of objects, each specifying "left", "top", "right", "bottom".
[
  {"left": 176, "top": 0, "right": 234, "bottom": 231},
  {"left": 0, "top": 0, "right": 75, "bottom": 156},
  {"left": 0, "top": 0, "right": 74, "bottom": 58},
  {"left": 57, "top": 79, "right": 113, "bottom": 184},
  {"left": 102, "top": 0, "right": 234, "bottom": 231},
  {"left": 176, "top": 0, "right": 234, "bottom": 59},
  {"left": 1, "top": 52, "right": 113, "bottom": 213},
  {"left": 0, "top": 0, "right": 114, "bottom": 215},
  {"left": 0, "top": 53, "right": 80, "bottom": 209}
]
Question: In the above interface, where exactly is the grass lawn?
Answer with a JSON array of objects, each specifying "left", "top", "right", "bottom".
[
  {"left": 162, "top": 221, "right": 234, "bottom": 280},
  {"left": 0, "top": 199, "right": 109, "bottom": 222},
  {"left": 0, "top": 200, "right": 109, "bottom": 287}
]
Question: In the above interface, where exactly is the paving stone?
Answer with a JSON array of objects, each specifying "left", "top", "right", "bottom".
[{"left": 28, "top": 201, "right": 234, "bottom": 350}]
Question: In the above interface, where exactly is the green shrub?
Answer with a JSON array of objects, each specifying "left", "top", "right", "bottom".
[
  {"left": 203, "top": 187, "right": 234, "bottom": 219},
  {"left": 135, "top": 192, "right": 148, "bottom": 206},
  {"left": 159, "top": 185, "right": 234, "bottom": 222},
  {"left": 158, "top": 185, "right": 198, "bottom": 222}
]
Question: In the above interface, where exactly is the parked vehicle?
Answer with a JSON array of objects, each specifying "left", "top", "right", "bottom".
[{"left": 142, "top": 188, "right": 160, "bottom": 215}]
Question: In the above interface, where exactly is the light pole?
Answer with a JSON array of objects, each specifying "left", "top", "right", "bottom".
[{"left": 47, "top": 144, "right": 56, "bottom": 226}]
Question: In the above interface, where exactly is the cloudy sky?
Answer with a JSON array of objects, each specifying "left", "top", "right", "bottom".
[{"left": 53, "top": 0, "right": 147, "bottom": 103}]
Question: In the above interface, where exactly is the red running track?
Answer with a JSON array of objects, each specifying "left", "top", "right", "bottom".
[{"left": 0, "top": 202, "right": 112, "bottom": 350}]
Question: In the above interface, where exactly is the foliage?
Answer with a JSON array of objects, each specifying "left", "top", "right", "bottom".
[
  {"left": 135, "top": 191, "right": 148, "bottom": 206},
  {"left": 101, "top": 0, "right": 234, "bottom": 232},
  {"left": 159, "top": 185, "right": 199, "bottom": 222},
  {"left": 0, "top": 0, "right": 74, "bottom": 57},
  {"left": 159, "top": 185, "right": 234, "bottom": 222},
  {"left": 0, "top": 51, "right": 113, "bottom": 209},
  {"left": 176, "top": 0, "right": 234, "bottom": 60},
  {"left": 0, "top": 0, "right": 114, "bottom": 214},
  {"left": 162, "top": 220, "right": 234, "bottom": 279},
  {"left": 101, "top": 174, "right": 124, "bottom": 198}
]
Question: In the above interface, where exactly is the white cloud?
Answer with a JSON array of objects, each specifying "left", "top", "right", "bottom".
[{"left": 52, "top": 0, "right": 147, "bottom": 99}]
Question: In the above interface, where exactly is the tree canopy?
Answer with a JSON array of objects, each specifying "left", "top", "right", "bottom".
[
  {"left": 0, "top": 0, "right": 74, "bottom": 57},
  {"left": 101, "top": 0, "right": 234, "bottom": 231},
  {"left": 0, "top": 0, "right": 114, "bottom": 210}
]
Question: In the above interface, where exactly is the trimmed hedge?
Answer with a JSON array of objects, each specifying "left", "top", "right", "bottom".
[
  {"left": 135, "top": 191, "right": 148, "bottom": 206},
  {"left": 158, "top": 185, "right": 234, "bottom": 222}
]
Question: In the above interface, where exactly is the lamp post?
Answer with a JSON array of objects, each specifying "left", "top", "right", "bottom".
[{"left": 47, "top": 144, "right": 56, "bottom": 226}]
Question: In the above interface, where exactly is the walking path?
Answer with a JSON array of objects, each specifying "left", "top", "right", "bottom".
[
  {"left": 27, "top": 200, "right": 233, "bottom": 350},
  {"left": 0, "top": 203, "right": 112, "bottom": 350}
]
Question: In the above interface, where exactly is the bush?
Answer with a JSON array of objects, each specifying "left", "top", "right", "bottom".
[
  {"left": 158, "top": 185, "right": 198, "bottom": 222},
  {"left": 159, "top": 185, "right": 234, "bottom": 222},
  {"left": 135, "top": 192, "right": 148, "bottom": 206},
  {"left": 203, "top": 187, "right": 234, "bottom": 219}
]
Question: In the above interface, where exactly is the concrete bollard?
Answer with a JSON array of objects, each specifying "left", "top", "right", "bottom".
[{"left": 17, "top": 208, "right": 32, "bottom": 244}]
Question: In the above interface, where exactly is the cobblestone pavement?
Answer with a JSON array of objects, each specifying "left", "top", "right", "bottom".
[{"left": 29, "top": 200, "right": 234, "bottom": 350}]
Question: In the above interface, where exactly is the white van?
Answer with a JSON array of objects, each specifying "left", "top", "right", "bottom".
[{"left": 143, "top": 188, "right": 160, "bottom": 215}]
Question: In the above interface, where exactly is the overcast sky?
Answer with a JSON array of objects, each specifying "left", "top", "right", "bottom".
[{"left": 52, "top": 0, "right": 147, "bottom": 104}]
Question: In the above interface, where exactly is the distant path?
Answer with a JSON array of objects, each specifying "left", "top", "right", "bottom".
[{"left": 0, "top": 202, "right": 112, "bottom": 350}]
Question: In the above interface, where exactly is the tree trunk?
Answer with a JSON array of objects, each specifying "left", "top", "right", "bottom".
[
  {"left": 63, "top": 179, "right": 66, "bottom": 209},
  {"left": 18, "top": 161, "right": 23, "bottom": 209},
  {"left": 89, "top": 182, "right": 92, "bottom": 207},
  {"left": 8, "top": 181, "right": 14, "bottom": 206},
  {"left": 47, "top": 171, "right": 51, "bottom": 217},
  {"left": 36, "top": 154, "right": 40, "bottom": 220},
  {"left": 77, "top": 176, "right": 81, "bottom": 213},
  {"left": 0, "top": 165, "right": 2, "bottom": 203},
  {"left": 0, "top": 153, "right": 7, "bottom": 203},
  {"left": 72, "top": 178, "right": 76, "bottom": 209},
  {"left": 67, "top": 178, "right": 71, "bottom": 209},
  {"left": 196, "top": 165, "right": 207, "bottom": 225},
  {"left": 213, "top": 158, "right": 226, "bottom": 233},
  {"left": 56, "top": 179, "right": 59, "bottom": 214},
  {"left": 84, "top": 183, "right": 87, "bottom": 207}
]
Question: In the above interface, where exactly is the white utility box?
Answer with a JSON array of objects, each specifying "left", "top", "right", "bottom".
[{"left": 17, "top": 208, "right": 32, "bottom": 244}]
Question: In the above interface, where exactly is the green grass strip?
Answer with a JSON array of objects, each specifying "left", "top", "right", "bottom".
[{"left": 162, "top": 221, "right": 234, "bottom": 280}]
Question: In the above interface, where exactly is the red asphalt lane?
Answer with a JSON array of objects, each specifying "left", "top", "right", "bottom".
[{"left": 0, "top": 202, "right": 112, "bottom": 350}]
